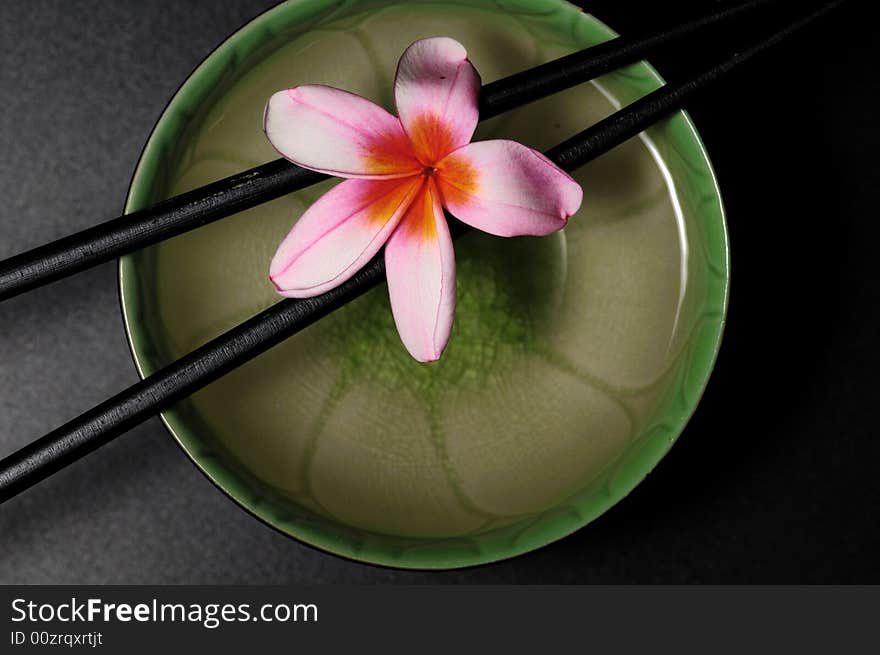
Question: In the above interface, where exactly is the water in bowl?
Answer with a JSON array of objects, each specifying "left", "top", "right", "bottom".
[{"left": 132, "top": 1, "right": 698, "bottom": 540}]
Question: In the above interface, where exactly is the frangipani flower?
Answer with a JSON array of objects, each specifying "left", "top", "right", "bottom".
[{"left": 264, "top": 37, "right": 582, "bottom": 362}]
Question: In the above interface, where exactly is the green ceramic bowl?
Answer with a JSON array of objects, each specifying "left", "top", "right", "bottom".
[{"left": 120, "top": 0, "right": 729, "bottom": 569}]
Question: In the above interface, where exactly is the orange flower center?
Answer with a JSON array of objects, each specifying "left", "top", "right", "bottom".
[
  {"left": 407, "top": 113, "right": 457, "bottom": 165},
  {"left": 362, "top": 112, "right": 481, "bottom": 221}
]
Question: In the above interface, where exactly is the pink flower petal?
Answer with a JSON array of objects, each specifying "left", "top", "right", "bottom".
[
  {"left": 394, "top": 37, "right": 481, "bottom": 165},
  {"left": 264, "top": 85, "right": 422, "bottom": 179},
  {"left": 436, "top": 140, "right": 583, "bottom": 236},
  {"left": 270, "top": 177, "right": 423, "bottom": 297},
  {"left": 385, "top": 180, "right": 456, "bottom": 362}
]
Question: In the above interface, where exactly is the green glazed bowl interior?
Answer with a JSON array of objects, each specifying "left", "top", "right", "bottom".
[{"left": 120, "top": 0, "right": 729, "bottom": 569}]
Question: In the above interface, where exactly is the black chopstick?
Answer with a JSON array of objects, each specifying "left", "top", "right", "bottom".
[
  {"left": 0, "top": 0, "right": 780, "bottom": 303},
  {"left": 0, "top": 0, "right": 847, "bottom": 503}
]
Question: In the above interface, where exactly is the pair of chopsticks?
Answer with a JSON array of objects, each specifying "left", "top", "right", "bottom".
[{"left": 0, "top": 0, "right": 847, "bottom": 503}]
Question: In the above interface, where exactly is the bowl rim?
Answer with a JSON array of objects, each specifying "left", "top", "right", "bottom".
[{"left": 119, "top": 0, "right": 730, "bottom": 570}]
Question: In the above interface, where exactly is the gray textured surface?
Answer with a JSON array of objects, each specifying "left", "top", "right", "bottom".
[{"left": 1, "top": 1, "right": 877, "bottom": 584}]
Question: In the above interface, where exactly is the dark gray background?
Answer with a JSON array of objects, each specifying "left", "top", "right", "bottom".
[{"left": 0, "top": 1, "right": 876, "bottom": 583}]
